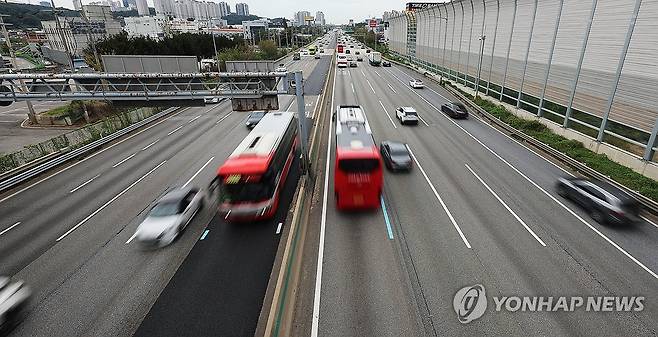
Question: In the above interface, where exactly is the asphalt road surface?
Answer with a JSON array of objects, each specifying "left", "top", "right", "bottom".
[
  {"left": 0, "top": 101, "right": 69, "bottom": 155},
  {"left": 292, "top": 45, "right": 658, "bottom": 337},
  {"left": 0, "top": 47, "right": 330, "bottom": 337}
]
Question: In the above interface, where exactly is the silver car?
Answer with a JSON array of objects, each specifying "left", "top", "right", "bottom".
[
  {"left": 0, "top": 276, "right": 31, "bottom": 334},
  {"left": 135, "top": 187, "right": 204, "bottom": 247}
]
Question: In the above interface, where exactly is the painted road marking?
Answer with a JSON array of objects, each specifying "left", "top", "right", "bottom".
[
  {"left": 188, "top": 115, "right": 201, "bottom": 123},
  {"left": 56, "top": 160, "right": 167, "bottom": 242},
  {"left": 465, "top": 163, "right": 546, "bottom": 246},
  {"left": 215, "top": 111, "right": 233, "bottom": 125},
  {"left": 125, "top": 231, "right": 137, "bottom": 244},
  {"left": 380, "top": 196, "right": 394, "bottom": 240},
  {"left": 69, "top": 174, "right": 100, "bottom": 193},
  {"left": 141, "top": 139, "right": 160, "bottom": 150},
  {"left": 200, "top": 229, "right": 210, "bottom": 240},
  {"left": 276, "top": 222, "right": 283, "bottom": 235},
  {"left": 351, "top": 82, "right": 355, "bottom": 93},
  {"left": 378, "top": 100, "right": 397, "bottom": 129},
  {"left": 167, "top": 125, "right": 184, "bottom": 136},
  {"left": 366, "top": 79, "right": 376, "bottom": 94},
  {"left": 0, "top": 222, "right": 21, "bottom": 237},
  {"left": 182, "top": 156, "right": 215, "bottom": 188},
  {"left": 112, "top": 152, "right": 137, "bottom": 168},
  {"left": 406, "top": 145, "right": 472, "bottom": 248},
  {"left": 387, "top": 83, "right": 398, "bottom": 94}
]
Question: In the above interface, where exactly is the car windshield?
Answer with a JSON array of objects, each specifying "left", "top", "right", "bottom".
[
  {"left": 454, "top": 103, "right": 466, "bottom": 111},
  {"left": 250, "top": 111, "right": 266, "bottom": 119},
  {"left": 149, "top": 201, "right": 181, "bottom": 217},
  {"left": 404, "top": 109, "right": 417, "bottom": 116},
  {"left": 389, "top": 144, "right": 409, "bottom": 156}
]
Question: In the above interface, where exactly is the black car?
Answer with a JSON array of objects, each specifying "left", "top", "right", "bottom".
[
  {"left": 345, "top": 49, "right": 350, "bottom": 54},
  {"left": 441, "top": 102, "right": 469, "bottom": 119},
  {"left": 0, "top": 276, "right": 31, "bottom": 335},
  {"left": 556, "top": 177, "right": 641, "bottom": 225},
  {"left": 380, "top": 141, "right": 413, "bottom": 172},
  {"left": 246, "top": 111, "right": 266, "bottom": 129},
  {"left": 382, "top": 61, "right": 391, "bottom": 67},
  {"left": 355, "top": 51, "right": 360, "bottom": 55}
]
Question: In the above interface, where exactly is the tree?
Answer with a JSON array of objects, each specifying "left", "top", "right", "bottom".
[{"left": 258, "top": 40, "right": 279, "bottom": 60}]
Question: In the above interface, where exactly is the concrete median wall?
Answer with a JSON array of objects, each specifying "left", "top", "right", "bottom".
[{"left": 387, "top": 0, "right": 658, "bottom": 162}]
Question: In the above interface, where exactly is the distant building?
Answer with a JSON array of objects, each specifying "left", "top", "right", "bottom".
[
  {"left": 211, "top": 27, "right": 243, "bottom": 38},
  {"left": 124, "top": 15, "right": 167, "bottom": 39},
  {"left": 242, "top": 19, "right": 267, "bottom": 41},
  {"left": 348, "top": 19, "right": 354, "bottom": 26},
  {"left": 136, "top": 0, "right": 149, "bottom": 16},
  {"left": 168, "top": 19, "right": 201, "bottom": 33},
  {"left": 315, "top": 11, "right": 325, "bottom": 26},
  {"left": 82, "top": 5, "right": 122, "bottom": 34},
  {"left": 294, "top": 11, "right": 310, "bottom": 27},
  {"left": 218, "top": 2, "right": 230, "bottom": 17},
  {"left": 73, "top": 0, "right": 83, "bottom": 11},
  {"left": 235, "top": 3, "right": 249, "bottom": 16}
]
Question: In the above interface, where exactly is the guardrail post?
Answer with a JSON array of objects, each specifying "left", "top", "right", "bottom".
[
  {"left": 500, "top": 0, "right": 517, "bottom": 101},
  {"left": 598, "top": 0, "right": 642, "bottom": 143},
  {"left": 485, "top": 0, "right": 500, "bottom": 96},
  {"left": 516, "top": 0, "right": 538, "bottom": 109},
  {"left": 563, "top": 0, "right": 598, "bottom": 128},
  {"left": 537, "top": 0, "right": 564, "bottom": 117}
]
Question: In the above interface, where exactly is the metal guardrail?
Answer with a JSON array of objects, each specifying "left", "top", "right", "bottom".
[
  {"left": 384, "top": 55, "right": 658, "bottom": 215},
  {"left": 0, "top": 106, "right": 180, "bottom": 193}
]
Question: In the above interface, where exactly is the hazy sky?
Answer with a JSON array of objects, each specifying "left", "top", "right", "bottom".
[{"left": 38, "top": 0, "right": 406, "bottom": 24}]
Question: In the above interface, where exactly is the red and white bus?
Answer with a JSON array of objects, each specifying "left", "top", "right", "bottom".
[
  {"left": 336, "top": 44, "right": 344, "bottom": 54},
  {"left": 333, "top": 105, "right": 383, "bottom": 209},
  {"left": 216, "top": 111, "right": 298, "bottom": 221}
]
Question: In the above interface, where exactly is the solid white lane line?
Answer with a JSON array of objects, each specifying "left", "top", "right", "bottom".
[
  {"left": 312, "top": 95, "right": 321, "bottom": 118},
  {"left": 0, "top": 222, "right": 21, "bottom": 237},
  {"left": 641, "top": 216, "right": 658, "bottom": 230},
  {"left": 56, "top": 160, "right": 166, "bottom": 242},
  {"left": 406, "top": 145, "right": 472, "bottom": 248},
  {"left": 69, "top": 174, "right": 100, "bottom": 193},
  {"left": 387, "top": 83, "right": 398, "bottom": 94},
  {"left": 182, "top": 156, "right": 215, "bottom": 188},
  {"left": 167, "top": 125, "right": 184, "bottom": 136},
  {"left": 141, "top": 139, "right": 160, "bottom": 151},
  {"left": 418, "top": 115, "right": 430, "bottom": 127},
  {"left": 360, "top": 69, "right": 366, "bottom": 77},
  {"left": 391, "top": 69, "right": 658, "bottom": 278},
  {"left": 112, "top": 152, "right": 137, "bottom": 168},
  {"left": 311, "top": 58, "right": 337, "bottom": 337},
  {"left": 465, "top": 164, "right": 547, "bottom": 246},
  {"left": 125, "top": 231, "right": 138, "bottom": 244},
  {"left": 286, "top": 97, "right": 295, "bottom": 112},
  {"left": 215, "top": 111, "right": 233, "bottom": 125},
  {"left": 0, "top": 108, "right": 190, "bottom": 204},
  {"left": 378, "top": 100, "right": 397, "bottom": 129},
  {"left": 188, "top": 115, "right": 201, "bottom": 123},
  {"left": 351, "top": 82, "right": 355, "bottom": 93},
  {"left": 366, "top": 79, "right": 376, "bottom": 94}
]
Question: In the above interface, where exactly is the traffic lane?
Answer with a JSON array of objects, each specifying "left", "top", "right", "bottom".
[
  {"left": 358, "top": 66, "right": 658, "bottom": 333},
  {"left": 133, "top": 159, "right": 301, "bottom": 337},
  {"left": 317, "top": 67, "right": 425, "bottom": 337},
  {"left": 375, "top": 65, "right": 658, "bottom": 279},
  {"left": 10, "top": 109, "right": 250, "bottom": 337},
  {"left": 0, "top": 105, "right": 231, "bottom": 271}
]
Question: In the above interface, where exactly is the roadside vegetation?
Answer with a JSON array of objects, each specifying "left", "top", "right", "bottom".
[
  {"left": 446, "top": 82, "right": 658, "bottom": 202},
  {"left": 42, "top": 100, "right": 130, "bottom": 124}
]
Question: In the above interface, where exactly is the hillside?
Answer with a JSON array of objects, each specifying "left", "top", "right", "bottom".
[
  {"left": 222, "top": 14, "right": 261, "bottom": 25},
  {"left": 0, "top": 2, "right": 79, "bottom": 29}
]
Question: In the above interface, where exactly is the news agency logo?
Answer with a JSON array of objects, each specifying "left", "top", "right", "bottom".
[{"left": 453, "top": 284, "right": 487, "bottom": 324}]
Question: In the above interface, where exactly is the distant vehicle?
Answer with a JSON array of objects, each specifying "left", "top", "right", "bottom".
[
  {"left": 245, "top": 110, "right": 266, "bottom": 129},
  {"left": 333, "top": 105, "right": 383, "bottom": 210},
  {"left": 349, "top": 60, "right": 357, "bottom": 67},
  {"left": 356, "top": 56, "right": 363, "bottom": 61},
  {"left": 345, "top": 49, "right": 351, "bottom": 54},
  {"left": 368, "top": 52, "right": 381, "bottom": 66},
  {"left": 204, "top": 97, "right": 219, "bottom": 104},
  {"left": 275, "top": 65, "right": 287, "bottom": 72},
  {"left": 315, "top": 54, "right": 321, "bottom": 59},
  {"left": 293, "top": 52, "right": 301, "bottom": 60},
  {"left": 409, "top": 79, "right": 424, "bottom": 88},
  {"left": 355, "top": 51, "right": 360, "bottom": 55},
  {"left": 135, "top": 187, "right": 204, "bottom": 247},
  {"left": 395, "top": 106, "right": 419, "bottom": 125},
  {"left": 337, "top": 54, "right": 348, "bottom": 68},
  {"left": 0, "top": 276, "right": 30, "bottom": 334},
  {"left": 382, "top": 60, "right": 391, "bottom": 67},
  {"left": 366, "top": 49, "right": 371, "bottom": 53},
  {"left": 309, "top": 45, "right": 317, "bottom": 55},
  {"left": 556, "top": 177, "right": 641, "bottom": 225},
  {"left": 319, "top": 49, "right": 324, "bottom": 53},
  {"left": 380, "top": 141, "right": 413, "bottom": 171},
  {"left": 336, "top": 44, "right": 344, "bottom": 53},
  {"left": 441, "top": 102, "right": 469, "bottom": 119},
  {"left": 216, "top": 112, "right": 298, "bottom": 221}
]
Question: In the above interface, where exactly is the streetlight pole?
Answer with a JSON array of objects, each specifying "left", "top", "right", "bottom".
[
  {"left": 475, "top": 34, "right": 486, "bottom": 99},
  {"left": 0, "top": 15, "right": 38, "bottom": 124},
  {"left": 211, "top": 30, "right": 219, "bottom": 71}
]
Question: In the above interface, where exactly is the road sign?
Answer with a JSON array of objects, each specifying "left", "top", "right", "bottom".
[{"left": 369, "top": 20, "right": 377, "bottom": 27}]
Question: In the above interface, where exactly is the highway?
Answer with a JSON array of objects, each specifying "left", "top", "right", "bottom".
[
  {"left": 294, "top": 46, "right": 658, "bottom": 336},
  {"left": 0, "top": 48, "right": 330, "bottom": 337}
]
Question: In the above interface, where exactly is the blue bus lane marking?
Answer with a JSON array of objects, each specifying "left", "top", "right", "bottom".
[{"left": 380, "top": 195, "right": 394, "bottom": 240}]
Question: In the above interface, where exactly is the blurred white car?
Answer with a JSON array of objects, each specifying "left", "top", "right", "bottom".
[
  {"left": 0, "top": 276, "right": 31, "bottom": 333},
  {"left": 135, "top": 187, "right": 203, "bottom": 248},
  {"left": 409, "top": 79, "right": 425, "bottom": 89},
  {"left": 204, "top": 97, "right": 219, "bottom": 104}
]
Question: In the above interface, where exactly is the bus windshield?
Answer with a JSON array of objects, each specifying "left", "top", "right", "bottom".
[
  {"left": 338, "top": 158, "right": 380, "bottom": 172},
  {"left": 220, "top": 180, "right": 275, "bottom": 203}
]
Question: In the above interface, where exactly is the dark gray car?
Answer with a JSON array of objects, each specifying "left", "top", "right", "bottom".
[
  {"left": 441, "top": 102, "right": 469, "bottom": 119},
  {"left": 380, "top": 141, "right": 413, "bottom": 172},
  {"left": 246, "top": 111, "right": 266, "bottom": 129},
  {"left": 556, "top": 177, "right": 641, "bottom": 225}
]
